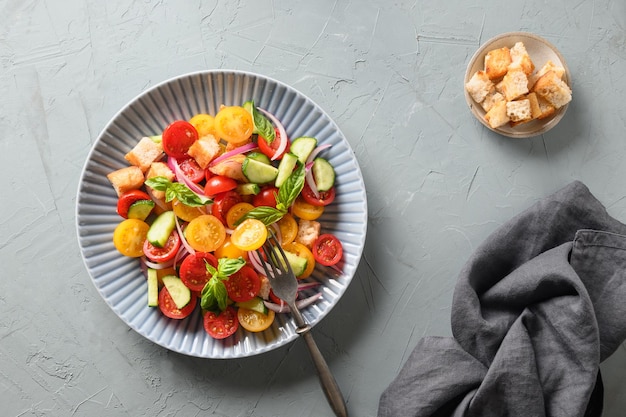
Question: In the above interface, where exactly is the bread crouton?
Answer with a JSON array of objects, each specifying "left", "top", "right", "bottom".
[
  {"left": 481, "top": 91, "right": 505, "bottom": 112},
  {"left": 528, "top": 60, "right": 566, "bottom": 89},
  {"left": 484, "top": 100, "right": 510, "bottom": 129},
  {"left": 465, "top": 70, "right": 494, "bottom": 104},
  {"left": 208, "top": 154, "right": 247, "bottom": 182},
  {"left": 484, "top": 47, "right": 512, "bottom": 80},
  {"left": 295, "top": 219, "right": 321, "bottom": 249},
  {"left": 532, "top": 70, "right": 572, "bottom": 109},
  {"left": 526, "top": 92, "right": 542, "bottom": 119},
  {"left": 258, "top": 275, "right": 271, "bottom": 300},
  {"left": 124, "top": 136, "right": 163, "bottom": 172},
  {"left": 187, "top": 134, "right": 222, "bottom": 169},
  {"left": 536, "top": 95, "right": 556, "bottom": 119},
  {"left": 107, "top": 166, "right": 144, "bottom": 197},
  {"left": 508, "top": 42, "right": 535, "bottom": 75},
  {"left": 506, "top": 99, "right": 532, "bottom": 123},
  {"left": 496, "top": 69, "right": 529, "bottom": 101},
  {"left": 144, "top": 161, "right": 175, "bottom": 200}
]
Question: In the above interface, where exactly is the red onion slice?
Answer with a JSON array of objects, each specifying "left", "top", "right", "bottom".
[{"left": 209, "top": 142, "right": 257, "bottom": 167}]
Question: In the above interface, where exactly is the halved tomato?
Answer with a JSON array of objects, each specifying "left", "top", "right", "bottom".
[
  {"left": 224, "top": 265, "right": 260, "bottom": 303},
  {"left": 205, "top": 175, "right": 238, "bottom": 196},
  {"left": 231, "top": 219, "right": 268, "bottom": 251},
  {"left": 178, "top": 157, "right": 205, "bottom": 183},
  {"left": 237, "top": 307, "right": 275, "bottom": 333},
  {"left": 179, "top": 252, "right": 218, "bottom": 292},
  {"left": 113, "top": 219, "right": 149, "bottom": 257},
  {"left": 116, "top": 189, "right": 152, "bottom": 218},
  {"left": 212, "top": 190, "right": 243, "bottom": 226},
  {"left": 184, "top": 214, "right": 226, "bottom": 252},
  {"left": 258, "top": 127, "right": 289, "bottom": 160},
  {"left": 301, "top": 183, "right": 336, "bottom": 207},
  {"left": 291, "top": 197, "right": 324, "bottom": 221},
  {"left": 203, "top": 306, "right": 239, "bottom": 339},
  {"left": 159, "top": 286, "right": 197, "bottom": 319},
  {"left": 214, "top": 106, "right": 254, "bottom": 145},
  {"left": 312, "top": 234, "right": 343, "bottom": 266},
  {"left": 143, "top": 230, "right": 181, "bottom": 263}
]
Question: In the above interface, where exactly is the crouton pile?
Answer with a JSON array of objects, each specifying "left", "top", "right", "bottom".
[{"left": 465, "top": 41, "right": 572, "bottom": 130}]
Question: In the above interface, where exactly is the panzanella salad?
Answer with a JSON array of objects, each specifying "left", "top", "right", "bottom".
[{"left": 106, "top": 101, "right": 343, "bottom": 340}]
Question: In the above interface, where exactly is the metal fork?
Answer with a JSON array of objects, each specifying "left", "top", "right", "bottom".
[{"left": 257, "top": 234, "right": 349, "bottom": 417}]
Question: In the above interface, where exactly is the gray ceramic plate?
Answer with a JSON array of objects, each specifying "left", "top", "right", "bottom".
[
  {"left": 464, "top": 32, "right": 571, "bottom": 138},
  {"left": 76, "top": 70, "right": 367, "bottom": 358}
]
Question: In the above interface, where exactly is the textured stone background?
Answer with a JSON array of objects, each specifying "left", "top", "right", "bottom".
[{"left": 2, "top": 0, "right": 626, "bottom": 415}]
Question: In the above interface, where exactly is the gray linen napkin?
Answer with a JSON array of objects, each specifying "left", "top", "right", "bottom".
[{"left": 379, "top": 181, "right": 626, "bottom": 417}]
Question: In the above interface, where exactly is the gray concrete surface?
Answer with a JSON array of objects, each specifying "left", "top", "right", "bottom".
[{"left": 3, "top": 0, "right": 626, "bottom": 415}]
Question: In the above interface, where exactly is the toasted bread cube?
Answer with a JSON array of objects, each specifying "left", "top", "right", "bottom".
[
  {"left": 484, "top": 47, "right": 512, "bottom": 80},
  {"left": 466, "top": 70, "right": 495, "bottom": 104},
  {"left": 532, "top": 70, "right": 572, "bottom": 109},
  {"left": 295, "top": 219, "right": 321, "bottom": 248},
  {"left": 506, "top": 99, "right": 532, "bottom": 123},
  {"left": 528, "top": 60, "right": 566, "bottom": 89},
  {"left": 496, "top": 69, "right": 529, "bottom": 101},
  {"left": 258, "top": 275, "right": 271, "bottom": 300},
  {"left": 525, "top": 92, "right": 542, "bottom": 119},
  {"left": 481, "top": 91, "right": 505, "bottom": 112},
  {"left": 208, "top": 154, "right": 247, "bottom": 182},
  {"left": 144, "top": 161, "right": 175, "bottom": 200},
  {"left": 124, "top": 137, "right": 163, "bottom": 172},
  {"left": 484, "top": 100, "right": 510, "bottom": 129},
  {"left": 107, "top": 166, "right": 144, "bottom": 197},
  {"left": 187, "top": 134, "right": 222, "bottom": 169},
  {"left": 536, "top": 95, "right": 556, "bottom": 119},
  {"left": 508, "top": 42, "right": 535, "bottom": 75}
]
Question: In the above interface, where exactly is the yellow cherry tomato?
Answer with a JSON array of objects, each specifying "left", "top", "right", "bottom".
[
  {"left": 277, "top": 213, "right": 298, "bottom": 245},
  {"left": 215, "top": 235, "right": 248, "bottom": 260},
  {"left": 172, "top": 198, "right": 206, "bottom": 222},
  {"left": 237, "top": 307, "right": 275, "bottom": 333},
  {"left": 184, "top": 214, "right": 226, "bottom": 252},
  {"left": 113, "top": 218, "right": 149, "bottom": 257},
  {"left": 292, "top": 197, "right": 324, "bottom": 221},
  {"left": 214, "top": 106, "right": 254, "bottom": 144},
  {"left": 283, "top": 241, "right": 316, "bottom": 279},
  {"left": 189, "top": 113, "right": 217, "bottom": 137},
  {"left": 226, "top": 202, "right": 255, "bottom": 229},
  {"left": 231, "top": 219, "right": 268, "bottom": 251}
]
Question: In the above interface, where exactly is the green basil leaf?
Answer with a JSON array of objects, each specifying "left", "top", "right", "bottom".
[
  {"left": 245, "top": 100, "right": 275, "bottom": 143},
  {"left": 276, "top": 163, "right": 305, "bottom": 211},
  {"left": 214, "top": 280, "right": 229, "bottom": 311},
  {"left": 239, "top": 206, "right": 285, "bottom": 226},
  {"left": 201, "top": 276, "right": 229, "bottom": 312},
  {"left": 217, "top": 257, "right": 246, "bottom": 278},
  {"left": 144, "top": 176, "right": 170, "bottom": 191},
  {"left": 145, "top": 176, "right": 211, "bottom": 207}
]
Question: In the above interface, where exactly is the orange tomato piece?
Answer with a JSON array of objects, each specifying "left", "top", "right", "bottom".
[
  {"left": 113, "top": 218, "right": 149, "bottom": 257},
  {"left": 226, "top": 202, "right": 255, "bottom": 229},
  {"left": 189, "top": 113, "right": 217, "bottom": 138},
  {"left": 214, "top": 106, "right": 254, "bottom": 145},
  {"left": 231, "top": 219, "right": 268, "bottom": 251},
  {"left": 283, "top": 241, "right": 316, "bottom": 279},
  {"left": 291, "top": 197, "right": 324, "bottom": 221},
  {"left": 237, "top": 307, "right": 275, "bottom": 332},
  {"left": 277, "top": 213, "right": 298, "bottom": 245},
  {"left": 172, "top": 198, "right": 206, "bottom": 222},
  {"left": 184, "top": 214, "right": 226, "bottom": 252},
  {"left": 214, "top": 235, "right": 249, "bottom": 260}
]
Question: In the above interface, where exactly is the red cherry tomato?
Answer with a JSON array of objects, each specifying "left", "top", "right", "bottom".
[
  {"left": 205, "top": 168, "right": 214, "bottom": 182},
  {"left": 162, "top": 120, "right": 198, "bottom": 159},
  {"left": 258, "top": 127, "right": 289, "bottom": 160},
  {"left": 203, "top": 306, "right": 239, "bottom": 339},
  {"left": 159, "top": 287, "right": 197, "bottom": 319},
  {"left": 224, "top": 266, "right": 261, "bottom": 303},
  {"left": 269, "top": 289, "right": 288, "bottom": 308},
  {"left": 116, "top": 189, "right": 152, "bottom": 218},
  {"left": 178, "top": 157, "right": 205, "bottom": 183},
  {"left": 301, "top": 183, "right": 336, "bottom": 207},
  {"left": 204, "top": 175, "right": 238, "bottom": 196},
  {"left": 143, "top": 230, "right": 181, "bottom": 263},
  {"left": 312, "top": 234, "right": 343, "bottom": 266},
  {"left": 179, "top": 252, "right": 218, "bottom": 292},
  {"left": 212, "top": 190, "right": 242, "bottom": 225},
  {"left": 252, "top": 186, "right": 279, "bottom": 208}
]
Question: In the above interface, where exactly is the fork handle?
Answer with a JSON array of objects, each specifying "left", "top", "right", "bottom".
[{"left": 297, "top": 327, "right": 349, "bottom": 417}]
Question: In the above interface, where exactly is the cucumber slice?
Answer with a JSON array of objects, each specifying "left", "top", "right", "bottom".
[
  {"left": 275, "top": 152, "right": 299, "bottom": 188},
  {"left": 127, "top": 199, "right": 155, "bottom": 221},
  {"left": 147, "top": 268, "right": 159, "bottom": 307},
  {"left": 235, "top": 297, "right": 268, "bottom": 315},
  {"left": 283, "top": 250, "right": 308, "bottom": 277},
  {"left": 242, "top": 157, "right": 279, "bottom": 184},
  {"left": 236, "top": 183, "right": 261, "bottom": 196},
  {"left": 246, "top": 151, "right": 271, "bottom": 165},
  {"left": 312, "top": 158, "right": 336, "bottom": 191},
  {"left": 147, "top": 211, "right": 176, "bottom": 248},
  {"left": 290, "top": 136, "right": 318, "bottom": 163},
  {"left": 162, "top": 275, "right": 191, "bottom": 309}
]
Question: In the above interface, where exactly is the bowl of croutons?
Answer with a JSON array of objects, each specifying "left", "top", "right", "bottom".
[{"left": 464, "top": 32, "right": 572, "bottom": 138}]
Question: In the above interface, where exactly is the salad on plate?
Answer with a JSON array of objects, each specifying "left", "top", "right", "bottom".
[{"left": 105, "top": 101, "right": 343, "bottom": 340}]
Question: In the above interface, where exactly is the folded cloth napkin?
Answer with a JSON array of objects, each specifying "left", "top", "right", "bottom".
[{"left": 379, "top": 181, "right": 626, "bottom": 417}]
